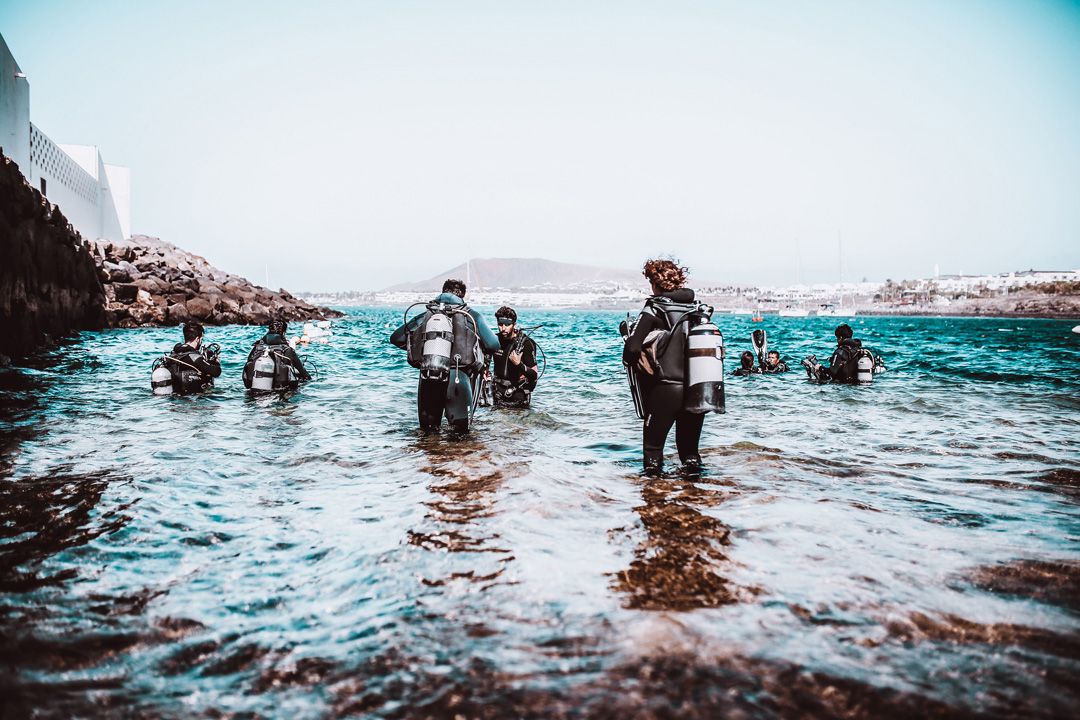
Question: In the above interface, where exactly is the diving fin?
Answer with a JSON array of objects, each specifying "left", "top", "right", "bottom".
[
  {"left": 620, "top": 318, "right": 645, "bottom": 420},
  {"left": 751, "top": 329, "right": 768, "bottom": 366}
]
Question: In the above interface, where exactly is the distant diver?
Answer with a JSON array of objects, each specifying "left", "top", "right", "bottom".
[
  {"left": 732, "top": 350, "right": 762, "bottom": 376},
  {"left": 750, "top": 329, "right": 789, "bottom": 374},
  {"left": 801, "top": 323, "right": 885, "bottom": 384},
  {"left": 151, "top": 321, "right": 222, "bottom": 395},
  {"left": 486, "top": 305, "right": 541, "bottom": 409},
  {"left": 243, "top": 318, "right": 311, "bottom": 392},
  {"left": 620, "top": 259, "right": 725, "bottom": 476},
  {"left": 390, "top": 278, "right": 500, "bottom": 432}
]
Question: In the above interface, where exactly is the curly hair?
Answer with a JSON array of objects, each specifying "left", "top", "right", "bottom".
[{"left": 642, "top": 258, "right": 689, "bottom": 292}]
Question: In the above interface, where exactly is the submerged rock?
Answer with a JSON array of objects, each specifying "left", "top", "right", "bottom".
[{"left": 88, "top": 235, "right": 341, "bottom": 329}]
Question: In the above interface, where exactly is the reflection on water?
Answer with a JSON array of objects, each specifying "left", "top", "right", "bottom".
[{"left": 0, "top": 311, "right": 1078, "bottom": 717}]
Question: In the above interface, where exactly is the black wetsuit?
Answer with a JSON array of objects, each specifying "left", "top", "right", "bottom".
[
  {"left": 492, "top": 332, "right": 538, "bottom": 407},
  {"left": 390, "top": 293, "right": 500, "bottom": 429},
  {"left": 820, "top": 338, "right": 860, "bottom": 383},
  {"left": 169, "top": 342, "right": 222, "bottom": 394},
  {"left": 243, "top": 332, "right": 311, "bottom": 389},
  {"left": 623, "top": 288, "right": 705, "bottom": 473},
  {"left": 761, "top": 359, "right": 789, "bottom": 374}
]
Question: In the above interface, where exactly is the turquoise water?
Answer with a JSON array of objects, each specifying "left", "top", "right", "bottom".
[{"left": 1, "top": 309, "right": 1078, "bottom": 718}]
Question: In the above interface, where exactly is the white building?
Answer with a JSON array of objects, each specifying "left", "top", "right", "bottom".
[{"left": 1, "top": 33, "right": 130, "bottom": 242}]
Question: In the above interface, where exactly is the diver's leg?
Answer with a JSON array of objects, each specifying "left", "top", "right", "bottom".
[
  {"left": 417, "top": 379, "right": 445, "bottom": 430},
  {"left": 642, "top": 383, "right": 679, "bottom": 475},
  {"left": 675, "top": 409, "right": 705, "bottom": 467}
]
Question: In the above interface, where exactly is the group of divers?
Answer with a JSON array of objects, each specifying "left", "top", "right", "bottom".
[{"left": 150, "top": 259, "right": 885, "bottom": 475}]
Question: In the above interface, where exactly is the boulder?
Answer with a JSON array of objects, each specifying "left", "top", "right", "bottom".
[
  {"left": 186, "top": 298, "right": 214, "bottom": 320},
  {"left": 114, "top": 283, "right": 139, "bottom": 303}
]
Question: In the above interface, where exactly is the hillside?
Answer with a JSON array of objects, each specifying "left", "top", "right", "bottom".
[{"left": 385, "top": 257, "right": 644, "bottom": 292}]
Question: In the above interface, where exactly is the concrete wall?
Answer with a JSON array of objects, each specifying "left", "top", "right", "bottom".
[
  {"left": 28, "top": 124, "right": 103, "bottom": 239},
  {"left": 0, "top": 32, "right": 130, "bottom": 242},
  {"left": 0, "top": 33, "right": 30, "bottom": 171},
  {"left": 104, "top": 163, "right": 131, "bottom": 239}
]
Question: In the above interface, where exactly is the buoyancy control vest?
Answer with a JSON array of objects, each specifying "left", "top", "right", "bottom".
[
  {"left": 407, "top": 302, "right": 484, "bottom": 381},
  {"left": 156, "top": 347, "right": 215, "bottom": 395},
  {"left": 639, "top": 298, "right": 726, "bottom": 413},
  {"left": 243, "top": 342, "right": 299, "bottom": 391}
]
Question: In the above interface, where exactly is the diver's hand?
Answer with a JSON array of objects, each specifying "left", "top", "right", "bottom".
[
  {"left": 508, "top": 350, "right": 522, "bottom": 366},
  {"left": 637, "top": 354, "right": 655, "bottom": 375}
]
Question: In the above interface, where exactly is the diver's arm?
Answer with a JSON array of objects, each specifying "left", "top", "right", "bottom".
[
  {"left": 390, "top": 313, "right": 426, "bottom": 349},
  {"left": 197, "top": 355, "right": 222, "bottom": 378},
  {"left": 471, "top": 309, "right": 501, "bottom": 353},
  {"left": 282, "top": 347, "right": 311, "bottom": 381},
  {"left": 622, "top": 311, "right": 658, "bottom": 365}
]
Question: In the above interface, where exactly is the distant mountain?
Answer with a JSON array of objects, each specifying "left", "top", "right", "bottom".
[{"left": 384, "top": 257, "right": 645, "bottom": 292}]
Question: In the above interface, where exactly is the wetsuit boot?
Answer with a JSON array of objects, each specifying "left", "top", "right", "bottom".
[{"left": 643, "top": 452, "right": 664, "bottom": 477}]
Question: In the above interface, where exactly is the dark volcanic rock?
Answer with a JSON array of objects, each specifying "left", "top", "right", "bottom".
[
  {"left": 0, "top": 154, "right": 105, "bottom": 359},
  {"left": 87, "top": 235, "right": 342, "bottom": 328}
]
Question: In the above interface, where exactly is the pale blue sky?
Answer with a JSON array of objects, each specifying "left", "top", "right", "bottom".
[{"left": 2, "top": 0, "right": 1078, "bottom": 290}]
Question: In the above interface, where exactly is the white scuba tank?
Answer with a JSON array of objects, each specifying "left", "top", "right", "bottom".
[
  {"left": 856, "top": 352, "right": 874, "bottom": 384},
  {"left": 421, "top": 312, "right": 454, "bottom": 380},
  {"left": 151, "top": 364, "right": 173, "bottom": 395},
  {"left": 252, "top": 352, "right": 276, "bottom": 391},
  {"left": 684, "top": 320, "right": 726, "bottom": 413}
]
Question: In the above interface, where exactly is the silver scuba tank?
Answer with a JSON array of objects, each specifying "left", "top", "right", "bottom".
[
  {"left": 421, "top": 312, "right": 454, "bottom": 380},
  {"left": 684, "top": 319, "right": 726, "bottom": 413},
  {"left": 856, "top": 351, "right": 874, "bottom": 384},
  {"left": 151, "top": 361, "right": 173, "bottom": 395},
  {"left": 252, "top": 352, "right": 276, "bottom": 391}
]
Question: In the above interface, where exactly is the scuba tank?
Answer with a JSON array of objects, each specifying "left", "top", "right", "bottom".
[
  {"left": 151, "top": 358, "right": 173, "bottom": 395},
  {"left": 420, "top": 312, "right": 454, "bottom": 381},
  {"left": 252, "top": 351, "right": 276, "bottom": 391},
  {"left": 684, "top": 317, "right": 726, "bottom": 413},
  {"left": 855, "top": 350, "right": 874, "bottom": 384}
]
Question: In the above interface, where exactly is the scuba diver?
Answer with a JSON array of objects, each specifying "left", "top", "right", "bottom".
[
  {"left": 763, "top": 350, "right": 789, "bottom": 374},
  {"left": 151, "top": 321, "right": 222, "bottom": 395},
  {"left": 621, "top": 259, "right": 725, "bottom": 476},
  {"left": 390, "top": 278, "right": 500, "bottom": 432},
  {"left": 749, "top": 329, "right": 789, "bottom": 374},
  {"left": 487, "top": 305, "right": 540, "bottom": 408},
  {"left": 732, "top": 351, "right": 761, "bottom": 376},
  {"left": 242, "top": 318, "right": 311, "bottom": 392},
  {"left": 802, "top": 323, "right": 884, "bottom": 384}
]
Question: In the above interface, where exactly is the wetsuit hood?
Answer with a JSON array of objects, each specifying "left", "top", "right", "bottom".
[
  {"left": 654, "top": 288, "right": 695, "bottom": 303},
  {"left": 433, "top": 292, "right": 466, "bottom": 306},
  {"left": 262, "top": 332, "right": 289, "bottom": 345}
]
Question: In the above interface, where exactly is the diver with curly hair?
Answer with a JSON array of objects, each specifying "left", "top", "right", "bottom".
[{"left": 621, "top": 258, "right": 720, "bottom": 476}]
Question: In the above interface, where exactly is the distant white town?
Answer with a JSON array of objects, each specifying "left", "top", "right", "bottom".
[{"left": 301, "top": 267, "right": 1080, "bottom": 316}]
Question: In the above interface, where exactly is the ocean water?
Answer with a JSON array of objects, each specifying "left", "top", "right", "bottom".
[{"left": 1, "top": 309, "right": 1078, "bottom": 718}]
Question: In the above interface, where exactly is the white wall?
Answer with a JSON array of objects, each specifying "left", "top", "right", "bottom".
[
  {"left": 29, "top": 123, "right": 103, "bottom": 238},
  {"left": 104, "top": 163, "right": 131, "bottom": 239},
  {"left": 2, "top": 33, "right": 130, "bottom": 242},
  {"left": 0, "top": 33, "right": 30, "bottom": 171}
]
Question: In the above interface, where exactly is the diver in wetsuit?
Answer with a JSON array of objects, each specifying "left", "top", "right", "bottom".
[
  {"left": 732, "top": 351, "right": 761, "bottom": 377},
  {"left": 489, "top": 306, "right": 539, "bottom": 408},
  {"left": 622, "top": 259, "right": 708, "bottom": 476},
  {"left": 164, "top": 321, "right": 222, "bottom": 394},
  {"left": 243, "top": 318, "right": 311, "bottom": 390},
  {"left": 390, "top": 279, "right": 500, "bottom": 431},
  {"left": 763, "top": 351, "right": 789, "bottom": 374},
  {"left": 802, "top": 323, "right": 862, "bottom": 383}
]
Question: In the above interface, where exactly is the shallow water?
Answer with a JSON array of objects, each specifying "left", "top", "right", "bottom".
[{"left": 1, "top": 310, "right": 1078, "bottom": 718}]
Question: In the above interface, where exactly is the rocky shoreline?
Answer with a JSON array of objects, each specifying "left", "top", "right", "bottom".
[
  {"left": 1, "top": 150, "right": 340, "bottom": 359},
  {"left": 90, "top": 235, "right": 342, "bottom": 329}
]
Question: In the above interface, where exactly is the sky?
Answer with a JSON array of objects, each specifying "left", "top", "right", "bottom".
[{"left": 2, "top": 0, "right": 1078, "bottom": 291}]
